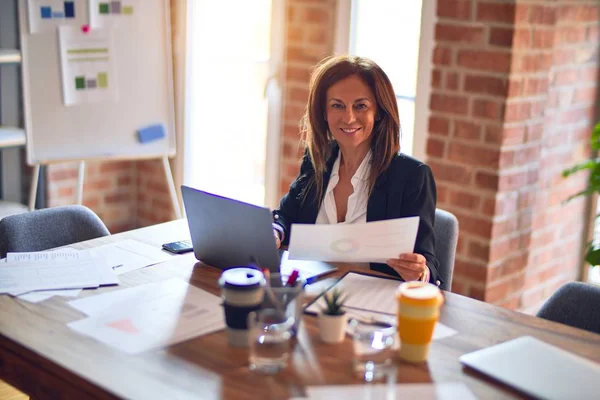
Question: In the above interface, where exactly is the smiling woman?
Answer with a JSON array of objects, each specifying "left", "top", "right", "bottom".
[{"left": 272, "top": 55, "right": 441, "bottom": 287}]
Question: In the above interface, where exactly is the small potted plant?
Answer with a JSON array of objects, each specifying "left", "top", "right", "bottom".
[{"left": 317, "top": 288, "right": 348, "bottom": 343}]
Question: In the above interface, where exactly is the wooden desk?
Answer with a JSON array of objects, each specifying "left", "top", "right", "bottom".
[{"left": 1, "top": 220, "right": 599, "bottom": 399}]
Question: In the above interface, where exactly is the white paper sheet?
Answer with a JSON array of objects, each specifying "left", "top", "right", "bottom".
[
  {"left": 58, "top": 25, "right": 118, "bottom": 106},
  {"left": 90, "top": 239, "right": 174, "bottom": 275},
  {"left": 27, "top": 0, "right": 88, "bottom": 34},
  {"left": 68, "top": 278, "right": 225, "bottom": 354},
  {"left": 306, "top": 272, "right": 458, "bottom": 341},
  {"left": 292, "top": 382, "right": 477, "bottom": 400},
  {"left": 289, "top": 217, "right": 420, "bottom": 263},
  {"left": 17, "top": 288, "right": 82, "bottom": 303},
  {"left": 0, "top": 256, "right": 118, "bottom": 294},
  {"left": 89, "top": 0, "right": 139, "bottom": 29},
  {"left": 7, "top": 248, "right": 83, "bottom": 263}
]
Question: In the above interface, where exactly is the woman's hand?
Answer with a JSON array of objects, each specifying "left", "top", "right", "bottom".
[
  {"left": 386, "top": 253, "right": 428, "bottom": 282},
  {"left": 273, "top": 229, "right": 281, "bottom": 249}
]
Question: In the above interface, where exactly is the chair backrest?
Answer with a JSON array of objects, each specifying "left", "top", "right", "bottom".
[
  {"left": 434, "top": 208, "right": 458, "bottom": 291},
  {"left": 0, "top": 205, "right": 110, "bottom": 258},
  {"left": 536, "top": 281, "right": 600, "bottom": 335}
]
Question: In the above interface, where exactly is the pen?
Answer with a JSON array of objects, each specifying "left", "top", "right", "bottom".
[{"left": 285, "top": 269, "right": 299, "bottom": 287}]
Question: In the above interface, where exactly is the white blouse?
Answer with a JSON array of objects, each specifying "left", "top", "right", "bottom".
[{"left": 316, "top": 151, "right": 371, "bottom": 224}]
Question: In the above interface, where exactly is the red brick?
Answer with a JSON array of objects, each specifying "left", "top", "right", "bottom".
[
  {"left": 105, "top": 192, "right": 131, "bottom": 204},
  {"left": 475, "top": 171, "right": 499, "bottom": 190},
  {"left": 426, "top": 138, "right": 446, "bottom": 158},
  {"left": 436, "top": 24, "right": 484, "bottom": 44},
  {"left": 454, "top": 259, "right": 488, "bottom": 281},
  {"left": 428, "top": 116, "right": 450, "bottom": 136},
  {"left": 555, "top": 26, "right": 587, "bottom": 45},
  {"left": 437, "top": 0, "right": 472, "bottom": 20},
  {"left": 552, "top": 49, "right": 575, "bottom": 66},
  {"left": 467, "top": 240, "right": 489, "bottom": 261},
  {"left": 285, "top": 66, "right": 310, "bottom": 83},
  {"left": 453, "top": 212, "right": 493, "bottom": 238},
  {"left": 446, "top": 72, "right": 460, "bottom": 90},
  {"left": 477, "top": 2, "right": 516, "bottom": 24},
  {"left": 488, "top": 254, "right": 528, "bottom": 280},
  {"left": 498, "top": 171, "right": 528, "bottom": 191},
  {"left": 489, "top": 27, "right": 514, "bottom": 47},
  {"left": 501, "top": 126, "right": 525, "bottom": 146},
  {"left": 529, "top": 5, "right": 556, "bottom": 25},
  {"left": 432, "top": 46, "right": 452, "bottom": 66},
  {"left": 457, "top": 50, "right": 511, "bottom": 73},
  {"left": 513, "top": 28, "right": 531, "bottom": 49},
  {"left": 430, "top": 94, "right": 469, "bottom": 115},
  {"left": 581, "top": 66, "right": 598, "bottom": 83},
  {"left": 86, "top": 179, "right": 111, "bottom": 191},
  {"left": 431, "top": 69, "right": 442, "bottom": 88},
  {"left": 553, "top": 69, "right": 579, "bottom": 86},
  {"left": 464, "top": 75, "right": 507, "bottom": 97},
  {"left": 287, "top": 25, "right": 303, "bottom": 43},
  {"left": 573, "top": 87, "right": 598, "bottom": 104},
  {"left": 577, "top": 5, "right": 600, "bottom": 22},
  {"left": 515, "top": 3, "right": 529, "bottom": 23},
  {"left": 507, "top": 79, "right": 522, "bottom": 98},
  {"left": 450, "top": 189, "right": 481, "bottom": 210},
  {"left": 481, "top": 197, "right": 496, "bottom": 216},
  {"left": 473, "top": 99, "right": 502, "bottom": 120},
  {"left": 454, "top": 120, "right": 481, "bottom": 141},
  {"left": 532, "top": 29, "right": 554, "bottom": 49},
  {"left": 504, "top": 102, "right": 531, "bottom": 123},
  {"left": 483, "top": 124, "right": 503, "bottom": 145},
  {"left": 523, "top": 78, "right": 549, "bottom": 96},
  {"left": 515, "top": 54, "right": 552, "bottom": 73},
  {"left": 448, "top": 142, "right": 500, "bottom": 167},
  {"left": 428, "top": 161, "right": 472, "bottom": 184},
  {"left": 304, "top": 7, "right": 328, "bottom": 24},
  {"left": 307, "top": 27, "right": 326, "bottom": 44},
  {"left": 559, "top": 107, "right": 593, "bottom": 124},
  {"left": 59, "top": 186, "right": 74, "bottom": 198},
  {"left": 99, "top": 161, "right": 132, "bottom": 174}
]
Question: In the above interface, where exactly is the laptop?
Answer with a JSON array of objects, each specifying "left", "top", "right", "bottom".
[
  {"left": 459, "top": 336, "right": 599, "bottom": 400},
  {"left": 180, "top": 185, "right": 337, "bottom": 283}
]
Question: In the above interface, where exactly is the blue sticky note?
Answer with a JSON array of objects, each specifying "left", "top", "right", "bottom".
[
  {"left": 137, "top": 124, "right": 166, "bottom": 144},
  {"left": 41, "top": 6, "right": 52, "bottom": 19},
  {"left": 52, "top": 11, "right": 65, "bottom": 18},
  {"left": 64, "top": 2, "right": 75, "bottom": 18}
]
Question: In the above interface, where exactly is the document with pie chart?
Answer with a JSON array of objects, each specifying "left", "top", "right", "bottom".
[{"left": 288, "top": 217, "right": 420, "bottom": 263}]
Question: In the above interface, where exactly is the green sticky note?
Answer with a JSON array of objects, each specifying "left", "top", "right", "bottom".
[
  {"left": 99, "top": 3, "right": 109, "bottom": 14},
  {"left": 97, "top": 72, "right": 108, "bottom": 88},
  {"left": 75, "top": 76, "right": 85, "bottom": 90},
  {"left": 123, "top": 6, "right": 133, "bottom": 15}
]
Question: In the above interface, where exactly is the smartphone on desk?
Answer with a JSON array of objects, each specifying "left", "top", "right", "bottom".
[{"left": 162, "top": 240, "right": 193, "bottom": 254}]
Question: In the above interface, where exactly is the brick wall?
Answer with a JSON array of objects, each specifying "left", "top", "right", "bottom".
[
  {"left": 279, "top": 0, "right": 338, "bottom": 194},
  {"left": 428, "top": 0, "right": 599, "bottom": 311}
]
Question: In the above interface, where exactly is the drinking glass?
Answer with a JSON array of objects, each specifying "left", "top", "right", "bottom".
[
  {"left": 248, "top": 308, "right": 295, "bottom": 374},
  {"left": 350, "top": 317, "right": 397, "bottom": 382},
  {"left": 263, "top": 273, "right": 304, "bottom": 336}
]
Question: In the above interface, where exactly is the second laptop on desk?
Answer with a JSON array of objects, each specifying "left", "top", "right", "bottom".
[{"left": 180, "top": 185, "right": 337, "bottom": 284}]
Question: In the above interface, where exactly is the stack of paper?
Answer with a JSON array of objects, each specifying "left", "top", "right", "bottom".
[
  {"left": 0, "top": 249, "right": 118, "bottom": 296},
  {"left": 3, "top": 239, "right": 174, "bottom": 303},
  {"left": 68, "top": 278, "right": 226, "bottom": 354}
]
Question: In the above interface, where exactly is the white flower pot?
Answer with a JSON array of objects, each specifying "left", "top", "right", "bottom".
[{"left": 318, "top": 313, "right": 348, "bottom": 344}]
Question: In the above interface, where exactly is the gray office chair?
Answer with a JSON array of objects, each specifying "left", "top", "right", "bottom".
[
  {"left": 434, "top": 208, "right": 458, "bottom": 292},
  {"left": 0, "top": 205, "right": 110, "bottom": 258},
  {"left": 536, "top": 281, "right": 600, "bottom": 335}
]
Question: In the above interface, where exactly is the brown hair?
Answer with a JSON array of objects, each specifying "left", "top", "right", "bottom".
[{"left": 300, "top": 55, "right": 401, "bottom": 204}]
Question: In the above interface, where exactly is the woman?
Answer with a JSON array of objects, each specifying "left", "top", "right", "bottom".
[{"left": 273, "top": 55, "right": 440, "bottom": 285}]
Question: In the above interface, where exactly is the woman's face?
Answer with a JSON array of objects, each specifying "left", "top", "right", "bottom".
[{"left": 325, "top": 74, "right": 378, "bottom": 155}]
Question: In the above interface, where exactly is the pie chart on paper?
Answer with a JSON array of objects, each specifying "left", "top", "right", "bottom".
[
  {"left": 106, "top": 318, "right": 140, "bottom": 334},
  {"left": 330, "top": 238, "right": 360, "bottom": 254}
]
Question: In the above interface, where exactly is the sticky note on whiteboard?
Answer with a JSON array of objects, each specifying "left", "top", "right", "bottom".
[{"left": 137, "top": 124, "right": 166, "bottom": 144}]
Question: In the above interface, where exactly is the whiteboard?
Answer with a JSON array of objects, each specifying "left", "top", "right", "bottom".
[{"left": 18, "top": 0, "right": 176, "bottom": 165}]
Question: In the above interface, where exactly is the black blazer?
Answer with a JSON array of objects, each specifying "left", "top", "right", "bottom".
[{"left": 273, "top": 145, "right": 441, "bottom": 285}]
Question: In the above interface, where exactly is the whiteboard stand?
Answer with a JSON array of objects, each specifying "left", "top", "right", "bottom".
[{"left": 27, "top": 156, "right": 182, "bottom": 220}]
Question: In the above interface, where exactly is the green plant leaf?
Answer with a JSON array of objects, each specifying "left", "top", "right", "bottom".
[
  {"left": 585, "top": 247, "right": 600, "bottom": 266},
  {"left": 591, "top": 122, "right": 600, "bottom": 151}
]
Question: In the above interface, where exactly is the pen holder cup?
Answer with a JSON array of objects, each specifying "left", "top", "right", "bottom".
[{"left": 263, "top": 273, "right": 305, "bottom": 337}]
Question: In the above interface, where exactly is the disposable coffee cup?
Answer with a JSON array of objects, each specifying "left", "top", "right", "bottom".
[
  {"left": 396, "top": 281, "right": 444, "bottom": 362},
  {"left": 218, "top": 267, "right": 265, "bottom": 347}
]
